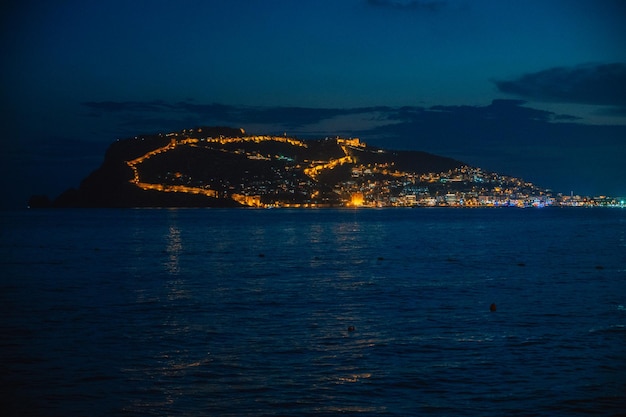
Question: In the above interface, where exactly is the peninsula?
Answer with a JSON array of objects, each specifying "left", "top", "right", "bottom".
[{"left": 29, "top": 126, "right": 620, "bottom": 208}]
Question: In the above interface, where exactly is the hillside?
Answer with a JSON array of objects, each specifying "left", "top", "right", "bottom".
[{"left": 31, "top": 126, "right": 561, "bottom": 208}]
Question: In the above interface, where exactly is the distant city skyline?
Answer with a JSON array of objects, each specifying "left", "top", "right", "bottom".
[{"left": 2, "top": 0, "right": 625, "bottom": 207}]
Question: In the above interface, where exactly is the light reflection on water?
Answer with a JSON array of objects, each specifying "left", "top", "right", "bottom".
[
  {"left": 1, "top": 208, "right": 625, "bottom": 416},
  {"left": 165, "top": 224, "right": 182, "bottom": 275}
]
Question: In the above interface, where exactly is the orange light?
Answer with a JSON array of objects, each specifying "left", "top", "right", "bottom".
[{"left": 350, "top": 192, "right": 364, "bottom": 207}]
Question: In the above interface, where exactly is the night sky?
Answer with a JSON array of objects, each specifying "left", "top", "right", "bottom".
[{"left": 2, "top": 0, "right": 625, "bottom": 208}]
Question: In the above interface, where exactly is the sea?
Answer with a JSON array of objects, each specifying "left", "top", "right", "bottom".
[{"left": 1, "top": 207, "right": 625, "bottom": 416}]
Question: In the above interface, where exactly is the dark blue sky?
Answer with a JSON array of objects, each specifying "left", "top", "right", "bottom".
[{"left": 2, "top": 0, "right": 625, "bottom": 207}]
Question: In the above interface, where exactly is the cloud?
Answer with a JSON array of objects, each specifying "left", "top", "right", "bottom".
[
  {"left": 430, "top": 99, "right": 557, "bottom": 122},
  {"left": 81, "top": 99, "right": 585, "bottom": 142},
  {"left": 360, "top": 99, "right": 568, "bottom": 150},
  {"left": 366, "top": 0, "right": 446, "bottom": 12},
  {"left": 494, "top": 63, "right": 626, "bottom": 107},
  {"left": 81, "top": 100, "right": 393, "bottom": 132},
  {"left": 177, "top": 103, "right": 359, "bottom": 127}
]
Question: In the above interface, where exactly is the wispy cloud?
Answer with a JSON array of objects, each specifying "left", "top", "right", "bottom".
[
  {"left": 81, "top": 100, "right": 394, "bottom": 132},
  {"left": 494, "top": 63, "right": 626, "bottom": 108},
  {"left": 81, "top": 99, "right": 585, "bottom": 139}
]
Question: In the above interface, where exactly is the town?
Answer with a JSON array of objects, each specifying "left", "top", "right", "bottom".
[{"left": 125, "top": 129, "right": 623, "bottom": 209}]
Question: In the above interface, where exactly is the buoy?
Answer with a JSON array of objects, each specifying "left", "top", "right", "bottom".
[
  {"left": 490, "top": 303, "right": 497, "bottom": 312},
  {"left": 347, "top": 325, "right": 355, "bottom": 332}
]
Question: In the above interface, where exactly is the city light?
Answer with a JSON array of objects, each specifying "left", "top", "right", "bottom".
[{"left": 124, "top": 131, "right": 623, "bottom": 208}]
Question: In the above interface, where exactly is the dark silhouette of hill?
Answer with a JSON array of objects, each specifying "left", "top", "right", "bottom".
[{"left": 30, "top": 126, "right": 465, "bottom": 208}]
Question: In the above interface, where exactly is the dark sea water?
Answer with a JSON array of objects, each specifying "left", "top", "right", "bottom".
[{"left": 1, "top": 208, "right": 625, "bottom": 416}]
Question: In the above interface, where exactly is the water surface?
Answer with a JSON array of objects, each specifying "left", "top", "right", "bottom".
[{"left": 1, "top": 208, "right": 625, "bottom": 416}]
